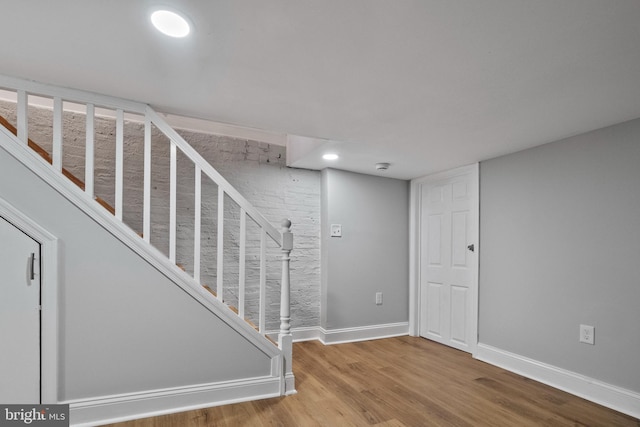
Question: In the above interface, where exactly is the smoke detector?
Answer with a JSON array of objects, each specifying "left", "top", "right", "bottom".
[{"left": 375, "top": 162, "right": 390, "bottom": 171}]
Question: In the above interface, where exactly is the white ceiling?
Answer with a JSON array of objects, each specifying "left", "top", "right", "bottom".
[{"left": 2, "top": 1, "right": 640, "bottom": 179}]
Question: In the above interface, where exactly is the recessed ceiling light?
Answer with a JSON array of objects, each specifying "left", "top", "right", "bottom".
[
  {"left": 151, "top": 10, "right": 191, "bottom": 38},
  {"left": 323, "top": 153, "right": 339, "bottom": 160}
]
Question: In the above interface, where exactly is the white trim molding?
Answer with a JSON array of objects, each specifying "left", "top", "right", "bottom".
[
  {"left": 476, "top": 343, "right": 640, "bottom": 419},
  {"left": 67, "top": 376, "right": 282, "bottom": 427},
  {"left": 269, "top": 322, "right": 410, "bottom": 345},
  {"left": 0, "top": 196, "right": 59, "bottom": 404},
  {"left": 319, "top": 323, "right": 409, "bottom": 345},
  {"left": 286, "top": 327, "right": 322, "bottom": 343}
]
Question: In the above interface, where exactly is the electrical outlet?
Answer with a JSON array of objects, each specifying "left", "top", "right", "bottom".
[
  {"left": 330, "top": 224, "right": 342, "bottom": 237},
  {"left": 579, "top": 324, "right": 595, "bottom": 345},
  {"left": 375, "top": 292, "right": 383, "bottom": 305}
]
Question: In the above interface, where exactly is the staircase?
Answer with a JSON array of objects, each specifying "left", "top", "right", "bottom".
[{"left": 0, "top": 76, "right": 295, "bottom": 399}]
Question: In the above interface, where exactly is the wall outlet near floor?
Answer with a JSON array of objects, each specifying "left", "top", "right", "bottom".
[
  {"left": 375, "top": 292, "right": 383, "bottom": 305},
  {"left": 579, "top": 324, "right": 595, "bottom": 345},
  {"left": 330, "top": 224, "right": 342, "bottom": 237}
]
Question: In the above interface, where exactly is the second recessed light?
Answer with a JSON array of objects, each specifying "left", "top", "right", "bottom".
[{"left": 323, "top": 153, "right": 339, "bottom": 160}]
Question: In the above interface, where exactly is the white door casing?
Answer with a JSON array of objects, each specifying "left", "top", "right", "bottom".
[
  {"left": 0, "top": 197, "right": 58, "bottom": 403},
  {"left": 0, "top": 215, "right": 41, "bottom": 403},
  {"left": 409, "top": 164, "right": 478, "bottom": 354}
]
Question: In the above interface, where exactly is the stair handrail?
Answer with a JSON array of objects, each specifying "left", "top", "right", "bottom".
[{"left": 145, "top": 107, "right": 281, "bottom": 243}]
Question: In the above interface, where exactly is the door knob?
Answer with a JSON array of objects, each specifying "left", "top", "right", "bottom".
[{"left": 467, "top": 244, "right": 475, "bottom": 252}]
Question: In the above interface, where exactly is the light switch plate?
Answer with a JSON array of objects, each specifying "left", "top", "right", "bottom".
[{"left": 330, "top": 224, "right": 342, "bottom": 237}]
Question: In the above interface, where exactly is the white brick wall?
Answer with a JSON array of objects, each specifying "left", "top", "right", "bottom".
[{"left": 0, "top": 101, "right": 320, "bottom": 329}]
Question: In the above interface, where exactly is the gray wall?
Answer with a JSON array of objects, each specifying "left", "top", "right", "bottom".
[
  {"left": 480, "top": 118, "right": 640, "bottom": 393},
  {"left": 321, "top": 169, "right": 409, "bottom": 330},
  {"left": 0, "top": 136, "right": 273, "bottom": 401}
]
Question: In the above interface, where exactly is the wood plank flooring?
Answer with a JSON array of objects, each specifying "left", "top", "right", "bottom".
[{"left": 103, "top": 336, "right": 639, "bottom": 426}]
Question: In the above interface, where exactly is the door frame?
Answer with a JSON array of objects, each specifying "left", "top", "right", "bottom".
[
  {"left": 409, "top": 163, "right": 479, "bottom": 355},
  {"left": 0, "top": 196, "right": 59, "bottom": 403}
]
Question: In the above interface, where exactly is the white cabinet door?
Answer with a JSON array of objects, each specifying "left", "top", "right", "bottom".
[
  {"left": 419, "top": 168, "right": 477, "bottom": 353},
  {"left": 0, "top": 216, "right": 40, "bottom": 403}
]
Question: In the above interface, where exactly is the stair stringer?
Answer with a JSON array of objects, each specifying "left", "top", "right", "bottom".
[{"left": 0, "top": 122, "right": 286, "bottom": 424}]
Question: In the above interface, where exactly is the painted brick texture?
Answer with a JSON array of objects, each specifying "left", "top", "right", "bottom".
[{"left": 0, "top": 100, "right": 320, "bottom": 330}]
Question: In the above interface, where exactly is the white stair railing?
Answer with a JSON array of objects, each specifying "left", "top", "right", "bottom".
[{"left": 0, "top": 75, "right": 295, "bottom": 393}]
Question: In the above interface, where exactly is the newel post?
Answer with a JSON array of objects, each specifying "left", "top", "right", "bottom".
[{"left": 278, "top": 219, "right": 296, "bottom": 395}]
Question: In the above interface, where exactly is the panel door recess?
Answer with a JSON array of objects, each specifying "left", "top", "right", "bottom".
[
  {"left": 419, "top": 172, "right": 476, "bottom": 353},
  {"left": 0, "top": 216, "right": 41, "bottom": 403}
]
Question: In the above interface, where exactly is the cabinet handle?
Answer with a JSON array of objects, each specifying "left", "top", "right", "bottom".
[{"left": 28, "top": 252, "right": 35, "bottom": 281}]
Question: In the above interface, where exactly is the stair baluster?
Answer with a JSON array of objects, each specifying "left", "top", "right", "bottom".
[
  {"left": 85, "top": 103, "right": 95, "bottom": 198},
  {"left": 52, "top": 97, "right": 62, "bottom": 171}
]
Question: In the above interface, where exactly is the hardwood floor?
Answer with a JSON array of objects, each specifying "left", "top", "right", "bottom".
[{"left": 104, "top": 336, "right": 639, "bottom": 426}]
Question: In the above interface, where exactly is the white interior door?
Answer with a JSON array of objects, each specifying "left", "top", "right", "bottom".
[
  {"left": 0, "top": 215, "right": 41, "bottom": 403},
  {"left": 419, "top": 167, "right": 477, "bottom": 353}
]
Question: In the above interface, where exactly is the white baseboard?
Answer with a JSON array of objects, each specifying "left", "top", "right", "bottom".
[
  {"left": 268, "top": 322, "right": 409, "bottom": 345},
  {"left": 320, "top": 322, "right": 409, "bottom": 345},
  {"left": 475, "top": 343, "right": 640, "bottom": 419},
  {"left": 67, "top": 376, "right": 281, "bottom": 427},
  {"left": 290, "top": 327, "right": 322, "bottom": 342}
]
